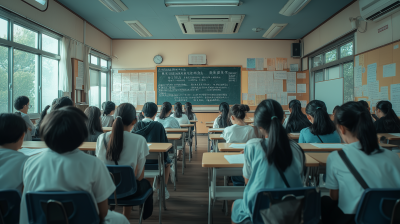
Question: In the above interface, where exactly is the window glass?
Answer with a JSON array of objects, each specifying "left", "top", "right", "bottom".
[
  {"left": 325, "top": 49, "right": 337, "bottom": 63},
  {"left": 101, "top": 72, "right": 107, "bottom": 105},
  {"left": 0, "top": 18, "right": 8, "bottom": 40},
  {"left": 89, "top": 69, "right": 100, "bottom": 107},
  {"left": 326, "top": 65, "right": 340, "bottom": 80},
  {"left": 101, "top": 59, "right": 107, "bottom": 68},
  {"left": 315, "top": 70, "right": 324, "bottom": 82},
  {"left": 42, "top": 57, "right": 58, "bottom": 110},
  {"left": 13, "top": 49, "right": 38, "bottom": 113},
  {"left": 91, "top": 55, "right": 98, "bottom": 65},
  {"left": 42, "top": 34, "right": 58, "bottom": 54},
  {"left": 313, "top": 54, "right": 323, "bottom": 67},
  {"left": 0, "top": 46, "right": 8, "bottom": 113},
  {"left": 340, "top": 42, "right": 353, "bottom": 58},
  {"left": 13, "top": 24, "right": 38, "bottom": 49},
  {"left": 343, "top": 62, "right": 354, "bottom": 103}
]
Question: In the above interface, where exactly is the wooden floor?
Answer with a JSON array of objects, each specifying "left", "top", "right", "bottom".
[{"left": 114, "top": 136, "right": 232, "bottom": 224}]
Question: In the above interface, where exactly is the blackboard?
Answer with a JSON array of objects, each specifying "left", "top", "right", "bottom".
[{"left": 157, "top": 67, "right": 241, "bottom": 105}]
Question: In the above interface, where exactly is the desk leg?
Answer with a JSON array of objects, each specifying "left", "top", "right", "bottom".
[
  {"left": 195, "top": 123, "right": 197, "bottom": 151},
  {"left": 182, "top": 133, "right": 186, "bottom": 175},
  {"left": 158, "top": 153, "right": 163, "bottom": 224},
  {"left": 161, "top": 152, "right": 167, "bottom": 210},
  {"left": 208, "top": 132, "right": 210, "bottom": 152},
  {"left": 174, "top": 139, "right": 177, "bottom": 191},
  {"left": 215, "top": 140, "right": 219, "bottom": 152},
  {"left": 188, "top": 127, "right": 192, "bottom": 162}
]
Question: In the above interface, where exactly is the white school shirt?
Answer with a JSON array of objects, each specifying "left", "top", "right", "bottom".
[
  {"left": 171, "top": 113, "right": 190, "bottom": 125},
  {"left": 283, "top": 117, "right": 289, "bottom": 128},
  {"left": 325, "top": 141, "right": 400, "bottom": 214},
  {"left": 221, "top": 124, "right": 257, "bottom": 143},
  {"left": 20, "top": 148, "right": 116, "bottom": 223},
  {"left": 154, "top": 116, "right": 180, "bottom": 129},
  {"left": 213, "top": 115, "right": 221, "bottom": 128},
  {"left": 20, "top": 112, "right": 35, "bottom": 141},
  {"left": 0, "top": 148, "right": 28, "bottom": 193},
  {"left": 96, "top": 131, "right": 149, "bottom": 178},
  {"left": 101, "top": 115, "right": 114, "bottom": 127}
]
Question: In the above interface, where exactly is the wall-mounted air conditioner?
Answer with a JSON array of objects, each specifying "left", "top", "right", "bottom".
[
  {"left": 188, "top": 54, "right": 207, "bottom": 65},
  {"left": 360, "top": 0, "right": 400, "bottom": 22},
  {"left": 176, "top": 15, "right": 245, "bottom": 34}
]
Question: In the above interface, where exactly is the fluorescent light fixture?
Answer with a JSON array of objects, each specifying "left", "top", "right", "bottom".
[
  {"left": 99, "top": 0, "right": 128, "bottom": 12},
  {"left": 124, "top": 21, "right": 153, "bottom": 37},
  {"left": 165, "top": 0, "right": 241, "bottom": 7},
  {"left": 279, "top": 0, "right": 311, "bottom": 16},
  {"left": 262, "top": 23, "right": 288, "bottom": 38}
]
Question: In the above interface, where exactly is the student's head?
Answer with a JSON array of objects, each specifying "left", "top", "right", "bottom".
[
  {"left": 174, "top": 102, "right": 183, "bottom": 118},
  {"left": 332, "top": 105, "right": 340, "bottom": 115},
  {"left": 358, "top": 100, "right": 370, "bottom": 112},
  {"left": 103, "top": 101, "right": 116, "bottom": 116},
  {"left": 84, "top": 106, "right": 103, "bottom": 135},
  {"left": 159, "top": 102, "right": 172, "bottom": 119},
  {"left": 229, "top": 104, "right": 249, "bottom": 124},
  {"left": 106, "top": 103, "right": 137, "bottom": 162},
  {"left": 184, "top": 102, "right": 194, "bottom": 120},
  {"left": 14, "top": 96, "right": 30, "bottom": 113},
  {"left": 52, "top": 96, "right": 73, "bottom": 110},
  {"left": 40, "top": 106, "right": 88, "bottom": 154},
  {"left": 36, "top": 105, "right": 51, "bottom": 132},
  {"left": 218, "top": 102, "right": 230, "bottom": 128},
  {"left": 334, "top": 102, "right": 380, "bottom": 155},
  {"left": 305, "top": 100, "right": 336, "bottom": 135},
  {"left": 142, "top": 102, "right": 158, "bottom": 120},
  {"left": 287, "top": 100, "right": 310, "bottom": 133},
  {"left": 0, "top": 113, "right": 27, "bottom": 149},
  {"left": 375, "top": 100, "right": 400, "bottom": 128}
]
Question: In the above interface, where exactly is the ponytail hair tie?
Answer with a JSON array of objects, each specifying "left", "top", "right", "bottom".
[
  {"left": 316, "top": 107, "right": 321, "bottom": 110},
  {"left": 271, "top": 116, "right": 278, "bottom": 120}
]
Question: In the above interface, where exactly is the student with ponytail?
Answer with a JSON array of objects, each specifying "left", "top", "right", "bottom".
[
  {"left": 96, "top": 103, "right": 153, "bottom": 220},
  {"left": 283, "top": 100, "right": 311, "bottom": 133},
  {"left": 155, "top": 102, "right": 180, "bottom": 129},
  {"left": 231, "top": 99, "right": 305, "bottom": 224},
  {"left": 213, "top": 102, "right": 232, "bottom": 128},
  {"left": 221, "top": 104, "right": 256, "bottom": 143},
  {"left": 184, "top": 102, "right": 197, "bottom": 121},
  {"left": 171, "top": 102, "right": 190, "bottom": 125},
  {"left": 374, "top": 100, "right": 400, "bottom": 133},
  {"left": 322, "top": 102, "right": 400, "bottom": 224},
  {"left": 101, "top": 101, "right": 116, "bottom": 127},
  {"left": 84, "top": 106, "right": 104, "bottom": 142},
  {"left": 299, "top": 100, "right": 341, "bottom": 143}
]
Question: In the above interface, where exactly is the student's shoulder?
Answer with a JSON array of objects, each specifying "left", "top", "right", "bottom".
[
  {"left": 299, "top": 127, "right": 310, "bottom": 134},
  {"left": 125, "top": 131, "right": 147, "bottom": 142},
  {"left": 246, "top": 138, "right": 262, "bottom": 147}
]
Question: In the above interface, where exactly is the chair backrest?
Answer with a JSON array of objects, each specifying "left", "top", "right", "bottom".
[
  {"left": 46, "top": 200, "right": 69, "bottom": 224},
  {"left": 25, "top": 191, "right": 99, "bottom": 224},
  {"left": 253, "top": 187, "right": 320, "bottom": 224},
  {"left": 0, "top": 190, "right": 21, "bottom": 224},
  {"left": 391, "top": 199, "right": 400, "bottom": 224},
  {"left": 107, "top": 165, "right": 137, "bottom": 199},
  {"left": 356, "top": 188, "right": 400, "bottom": 224}
]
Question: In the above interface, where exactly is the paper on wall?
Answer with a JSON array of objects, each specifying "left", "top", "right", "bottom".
[
  {"left": 281, "top": 92, "right": 288, "bottom": 105},
  {"left": 146, "top": 91, "right": 155, "bottom": 103},
  {"left": 359, "top": 55, "right": 365, "bottom": 67},
  {"left": 122, "top": 84, "right": 130, "bottom": 92},
  {"left": 379, "top": 86, "right": 389, "bottom": 100},
  {"left": 120, "top": 91, "right": 129, "bottom": 103},
  {"left": 129, "top": 91, "right": 137, "bottom": 106},
  {"left": 139, "top": 83, "right": 146, "bottom": 91},
  {"left": 242, "top": 93, "right": 248, "bottom": 101},
  {"left": 122, "top": 73, "right": 130, "bottom": 85},
  {"left": 368, "top": 81, "right": 379, "bottom": 100},
  {"left": 75, "top": 77, "right": 83, "bottom": 90},
  {"left": 147, "top": 73, "right": 154, "bottom": 83},
  {"left": 297, "top": 84, "right": 307, "bottom": 93},
  {"left": 267, "top": 58, "right": 275, "bottom": 71},
  {"left": 266, "top": 71, "right": 274, "bottom": 93},
  {"left": 391, "top": 83, "right": 400, "bottom": 115},
  {"left": 383, "top": 63, "right": 396, "bottom": 78},
  {"left": 256, "top": 95, "right": 266, "bottom": 105},
  {"left": 362, "top": 85, "right": 368, "bottom": 97},
  {"left": 146, "top": 83, "right": 154, "bottom": 91},
  {"left": 287, "top": 72, "right": 296, "bottom": 93},
  {"left": 113, "top": 84, "right": 121, "bottom": 92},
  {"left": 297, "top": 73, "right": 306, "bottom": 79},
  {"left": 274, "top": 71, "right": 287, "bottom": 79},
  {"left": 113, "top": 73, "right": 121, "bottom": 85},
  {"left": 248, "top": 94, "right": 255, "bottom": 106},
  {"left": 137, "top": 91, "right": 146, "bottom": 105},
  {"left": 288, "top": 95, "right": 296, "bottom": 103},
  {"left": 111, "top": 91, "right": 121, "bottom": 105},
  {"left": 300, "top": 100, "right": 307, "bottom": 108},
  {"left": 248, "top": 72, "right": 257, "bottom": 94},
  {"left": 354, "top": 87, "right": 362, "bottom": 97},
  {"left": 394, "top": 45, "right": 399, "bottom": 50},
  {"left": 273, "top": 80, "right": 283, "bottom": 93},
  {"left": 139, "top": 73, "right": 147, "bottom": 83},
  {"left": 289, "top": 64, "right": 299, "bottom": 72},
  {"left": 256, "top": 58, "right": 264, "bottom": 71},
  {"left": 130, "top": 73, "right": 138, "bottom": 83},
  {"left": 130, "top": 83, "right": 139, "bottom": 91},
  {"left": 367, "top": 63, "right": 377, "bottom": 83},
  {"left": 257, "top": 72, "right": 266, "bottom": 95},
  {"left": 275, "top": 58, "right": 286, "bottom": 71},
  {"left": 357, "top": 98, "right": 368, "bottom": 102},
  {"left": 247, "top": 58, "right": 256, "bottom": 70},
  {"left": 354, "top": 66, "right": 362, "bottom": 87},
  {"left": 355, "top": 55, "right": 359, "bottom": 66}
]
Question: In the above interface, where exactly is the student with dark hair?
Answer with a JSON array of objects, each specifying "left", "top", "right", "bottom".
[
  {"left": 14, "top": 96, "right": 35, "bottom": 141},
  {"left": 213, "top": 102, "right": 231, "bottom": 128},
  {"left": 155, "top": 102, "right": 180, "bottom": 129},
  {"left": 132, "top": 102, "right": 172, "bottom": 199},
  {"left": 359, "top": 100, "right": 376, "bottom": 122},
  {"left": 374, "top": 100, "right": 400, "bottom": 133},
  {"left": 283, "top": 100, "right": 311, "bottom": 133},
  {"left": 34, "top": 105, "right": 50, "bottom": 138},
  {"left": 231, "top": 99, "right": 305, "bottom": 224},
  {"left": 184, "top": 102, "right": 197, "bottom": 121},
  {"left": 332, "top": 105, "right": 340, "bottom": 116},
  {"left": 84, "top": 106, "right": 104, "bottom": 142},
  {"left": 171, "top": 102, "right": 190, "bottom": 125},
  {"left": 51, "top": 96, "right": 73, "bottom": 111},
  {"left": 96, "top": 103, "right": 152, "bottom": 220},
  {"left": 299, "top": 100, "right": 341, "bottom": 143},
  {"left": 0, "top": 114, "right": 28, "bottom": 194},
  {"left": 19, "top": 107, "right": 129, "bottom": 224},
  {"left": 322, "top": 102, "right": 400, "bottom": 224},
  {"left": 102, "top": 101, "right": 116, "bottom": 127},
  {"left": 221, "top": 104, "right": 255, "bottom": 143}
]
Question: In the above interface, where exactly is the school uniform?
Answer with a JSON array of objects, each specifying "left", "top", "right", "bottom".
[
  {"left": 171, "top": 113, "right": 190, "bottom": 125},
  {"left": 101, "top": 115, "right": 114, "bottom": 127},
  {"left": 20, "top": 148, "right": 129, "bottom": 224},
  {"left": 187, "top": 113, "right": 197, "bottom": 121},
  {"left": 231, "top": 138, "right": 304, "bottom": 223},
  {"left": 374, "top": 116, "right": 400, "bottom": 133},
  {"left": 213, "top": 115, "right": 231, "bottom": 128},
  {"left": 298, "top": 127, "right": 341, "bottom": 143},
  {"left": 0, "top": 148, "right": 28, "bottom": 193},
  {"left": 283, "top": 117, "right": 289, "bottom": 128},
  {"left": 154, "top": 116, "right": 180, "bottom": 129},
  {"left": 221, "top": 124, "right": 257, "bottom": 143},
  {"left": 87, "top": 130, "right": 104, "bottom": 142},
  {"left": 19, "top": 112, "right": 35, "bottom": 140}
]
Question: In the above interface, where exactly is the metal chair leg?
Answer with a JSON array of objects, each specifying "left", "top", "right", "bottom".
[{"left": 139, "top": 204, "right": 145, "bottom": 224}]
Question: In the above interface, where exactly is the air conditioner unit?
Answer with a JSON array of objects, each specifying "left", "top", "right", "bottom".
[
  {"left": 263, "top": 23, "right": 288, "bottom": 39},
  {"left": 124, "top": 21, "right": 152, "bottom": 37},
  {"left": 279, "top": 0, "right": 312, "bottom": 16},
  {"left": 99, "top": 0, "right": 128, "bottom": 12},
  {"left": 188, "top": 54, "right": 207, "bottom": 65},
  {"left": 360, "top": 0, "right": 400, "bottom": 22},
  {"left": 176, "top": 15, "right": 245, "bottom": 34}
]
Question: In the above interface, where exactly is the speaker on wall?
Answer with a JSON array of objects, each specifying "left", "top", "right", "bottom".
[{"left": 291, "top": 43, "right": 301, "bottom": 58}]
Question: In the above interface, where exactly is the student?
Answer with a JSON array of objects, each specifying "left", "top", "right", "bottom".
[
  {"left": 34, "top": 105, "right": 50, "bottom": 138},
  {"left": 332, "top": 105, "right": 340, "bottom": 117},
  {"left": 132, "top": 102, "right": 172, "bottom": 199},
  {"left": 84, "top": 106, "right": 104, "bottom": 142},
  {"left": 359, "top": 100, "right": 377, "bottom": 122},
  {"left": 231, "top": 99, "right": 305, "bottom": 224},
  {"left": 102, "top": 101, "right": 116, "bottom": 127},
  {"left": 184, "top": 102, "right": 197, "bottom": 121},
  {"left": 322, "top": 102, "right": 400, "bottom": 224},
  {"left": 96, "top": 103, "right": 152, "bottom": 220},
  {"left": 374, "top": 100, "right": 400, "bottom": 133},
  {"left": 155, "top": 102, "right": 180, "bottom": 129},
  {"left": 51, "top": 96, "right": 73, "bottom": 110},
  {"left": 19, "top": 107, "right": 129, "bottom": 224},
  {"left": 283, "top": 100, "right": 311, "bottom": 133},
  {"left": 221, "top": 104, "right": 256, "bottom": 143},
  {"left": 171, "top": 102, "right": 190, "bottom": 125},
  {"left": 213, "top": 102, "right": 231, "bottom": 128},
  {"left": 299, "top": 100, "right": 341, "bottom": 143},
  {"left": 14, "top": 96, "right": 35, "bottom": 141},
  {"left": 0, "top": 114, "right": 28, "bottom": 193}
]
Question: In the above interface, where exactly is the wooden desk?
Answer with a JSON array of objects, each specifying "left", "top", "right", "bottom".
[
  {"left": 180, "top": 124, "right": 194, "bottom": 128},
  {"left": 299, "top": 143, "right": 398, "bottom": 152},
  {"left": 218, "top": 143, "right": 245, "bottom": 152},
  {"left": 180, "top": 124, "right": 194, "bottom": 162},
  {"left": 208, "top": 128, "right": 224, "bottom": 133},
  {"left": 165, "top": 128, "right": 188, "bottom": 133},
  {"left": 166, "top": 134, "right": 182, "bottom": 140},
  {"left": 103, "top": 127, "right": 111, "bottom": 132},
  {"left": 289, "top": 133, "right": 300, "bottom": 140},
  {"left": 307, "top": 153, "right": 329, "bottom": 166},
  {"left": 206, "top": 123, "right": 213, "bottom": 128},
  {"left": 244, "top": 119, "right": 253, "bottom": 124},
  {"left": 378, "top": 133, "right": 400, "bottom": 141}
]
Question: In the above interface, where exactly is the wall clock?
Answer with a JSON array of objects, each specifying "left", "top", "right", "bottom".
[{"left": 154, "top": 55, "right": 163, "bottom": 64}]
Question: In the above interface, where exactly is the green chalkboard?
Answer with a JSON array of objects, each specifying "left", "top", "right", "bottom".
[{"left": 157, "top": 67, "right": 241, "bottom": 105}]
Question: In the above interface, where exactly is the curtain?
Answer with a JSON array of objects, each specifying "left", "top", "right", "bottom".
[
  {"left": 83, "top": 45, "right": 91, "bottom": 93},
  {"left": 59, "top": 37, "right": 72, "bottom": 93}
]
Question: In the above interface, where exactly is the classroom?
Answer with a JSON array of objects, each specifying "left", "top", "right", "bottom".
[{"left": 0, "top": 0, "right": 400, "bottom": 223}]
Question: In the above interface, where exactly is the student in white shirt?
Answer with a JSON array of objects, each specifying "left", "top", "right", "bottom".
[
  {"left": 0, "top": 113, "right": 28, "bottom": 194},
  {"left": 14, "top": 96, "right": 35, "bottom": 141},
  {"left": 221, "top": 104, "right": 256, "bottom": 143},
  {"left": 322, "top": 102, "right": 400, "bottom": 224},
  {"left": 102, "top": 101, "right": 116, "bottom": 127},
  {"left": 84, "top": 106, "right": 104, "bottom": 142},
  {"left": 155, "top": 102, "right": 180, "bottom": 129},
  {"left": 184, "top": 102, "right": 197, "bottom": 121},
  {"left": 20, "top": 107, "right": 129, "bottom": 224},
  {"left": 96, "top": 103, "right": 152, "bottom": 220},
  {"left": 171, "top": 102, "right": 190, "bottom": 125},
  {"left": 213, "top": 102, "right": 232, "bottom": 128}
]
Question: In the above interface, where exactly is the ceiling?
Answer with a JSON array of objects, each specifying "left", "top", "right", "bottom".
[{"left": 56, "top": 0, "right": 354, "bottom": 40}]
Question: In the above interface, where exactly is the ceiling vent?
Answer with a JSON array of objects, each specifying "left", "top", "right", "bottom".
[
  {"left": 262, "top": 23, "right": 288, "bottom": 38},
  {"left": 124, "top": 21, "right": 153, "bottom": 37},
  {"left": 99, "top": 0, "right": 128, "bottom": 12},
  {"left": 279, "top": 0, "right": 311, "bottom": 16},
  {"left": 165, "top": 0, "right": 241, "bottom": 7},
  {"left": 176, "top": 15, "right": 245, "bottom": 34},
  {"left": 360, "top": 0, "right": 400, "bottom": 22}
]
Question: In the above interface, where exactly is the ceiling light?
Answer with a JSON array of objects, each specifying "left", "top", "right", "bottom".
[
  {"left": 99, "top": 0, "right": 128, "bottom": 12},
  {"left": 165, "top": 0, "right": 241, "bottom": 7},
  {"left": 279, "top": 0, "right": 311, "bottom": 16},
  {"left": 124, "top": 21, "right": 152, "bottom": 37},
  {"left": 262, "top": 23, "right": 287, "bottom": 39}
]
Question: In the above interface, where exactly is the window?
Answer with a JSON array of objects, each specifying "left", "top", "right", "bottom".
[
  {"left": 89, "top": 69, "right": 100, "bottom": 108},
  {"left": 325, "top": 49, "right": 337, "bottom": 63},
  {"left": 88, "top": 52, "right": 110, "bottom": 107},
  {"left": 326, "top": 65, "right": 340, "bottom": 80},
  {"left": 91, "top": 55, "right": 98, "bottom": 65},
  {"left": 42, "top": 57, "right": 58, "bottom": 110},
  {"left": 0, "top": 18, "right": 7, "bottom": 39},
  {"left": 101, "top": 59, "right": 107, "bottom": 68},
  {"left": 313, "top": 54, "right": 323, "bottom": 67},
  {"left": 343, "top": 62, "right": 354, "bottom": 103},
  {"left": 0, "top": 46, "right": 8, "bottom": 113},
  {"left": 315, "top": 70, "right": 323, "bottom": 82},
  {"left": 340, "top": 42, "right": 353, "bottom": 58},
  {"left": 42, "top": 34, "right": 58, "bottom": 54},
  {"left": 13, "top": 24, "right": 38, "bottom": 48},
  {"left": 101, "top": 72, "right": 107, "bottom": 104}
]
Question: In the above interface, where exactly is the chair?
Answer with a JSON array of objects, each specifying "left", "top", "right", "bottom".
[
  {"left": 107, "top": 165, "right": 153, "bottom": 224},
  {"left": 252, "top": 187, "right": 320, "bottom": 224},
  {"left": 355, "top": 188, "right": 400, "bottom": 224},
  {"left": 0, "top": 190, "right": 21, "bottom": 224},
  {"left": 25, "top": 191, "right": 99, "bottom": 224},
  {"left": 391, "top": 199, "right": 400, "bottom": 224}
]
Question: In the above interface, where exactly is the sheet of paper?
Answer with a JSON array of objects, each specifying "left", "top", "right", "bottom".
[
  {"left": 355, "top": 55, "right": 359, "bottom": 66},
  {"left": 146, "top": 91, "right": 155, "bottom": 103},
  {"left": 256, "top": 58, "right": 264, "bottom": 70},
  {"left": 290, "top": 64, "right": 299, "bottom": 72},
  {"left": 383, "top": 63, "right": 396, "bottom": 78},
  {"left": 256, "top": 95, "right": 266, "bottom": 105},
  {"left": 209, "top": 128, "right": 225, "bottom": 131},
  {"left": 242, "top": 93, "right": 248, "bottom": 101},
  {"left": 354, "top": 66, "right": 362, "bottom": 87},
  {"left": 297, "top": 73, "right": 306, "bottom": 79},
  {"left": 122, "top": 84, "right": 130, "bottom": 92},
  {"left": 310, "top": 144, "right": 344, "bottom": 149},
  {"left": 379, "top": 86, "right": 389, "bottom": 100},
  {"left": 357, "top": 98, "right": 368, "bottom": 102},
  {"left": 75, "top": 77, "right": 83, "bottom": 90},
  {"left": 120, "top": 91, "right": 129, "bottom": 103},
  {"left": 266, "top": 71, "right": 274, "bottom": 93},
  {"left": 390, "top": 83, "right": 400, "bottom": 115},
  {"left": 267, "top": 58, "right": 275, "bottom": 71},
  {"left": 122, "top": 73, "right": 130, "bottom": 85},
  {"left": 111, "top": 91, "right": 121, "bottom": 103},
  {"left": 368, "top": 81, "right": 379, "bottom": 100},
  {"left": 300, "top": 100, "right": 307, "bottom": 108},
  {"left": 359, "top": 55, "right": 365, "bottom": 67},
  {"left": 275, "top": 58, "right": 285, "bottom": 70},
  {"left": 229, "top": 144, "right": 246, "bottom": 149},
  {"left": 297, "top": 84, "right": 307, "bottom": 93},
  {"left": 367, "top": 63, "right": 377, "bottom": 83},
  {"left": 354, "top": 87, "right": 362, "bottom": 97},
  {"left": 129, "top": 91, "right": 137, "bottom": 106},
  {"left": 389, "top": 133, "right": 400, "bottom": 137},
  {"left": 394, "top": 45, "right": 399, "bottom": 49},
  {"left": 147, "top": 73, "right": 154, "bottom": 83},
  {"left": 130, "top": 73, "right": 138, "bottom": 83},
  {"left": 113, "top": 84, "right": 121, "bottom": 92},
  {"left": 287, "top": 72, "right": 296, "bottom": 93},
  {"left": 362, "top": 85, "right": 368, "bottom": 97},
  {"left": 248, "top": 94, "right": 255, "bottom": 106},
  {"left": 288, "top": 95, "right": 296, "bottom": 103},
  {"left": 224, "top": 154, "right": 244, "bottom": 164},
  {"left": 146, "top": 83, "right": 154, "bottom": 91},
  {"left": 18, "top": 148, "right": 47, "bottom": 156},
  {"left": 147, "top": 144, "right": 152, "bottom": 147},
  {"left": 130, "top": 83, "right": 139, "bottom": 91},
  {"left": 247, "top": 58, "right": 255, "bottom": 70},
  {"left": 113, "top": 73, "right": 121, "bottom": 85},
  {"left": 78, "top": 61, "right": 84, "bottom": 77},
  {"left": 281, "top": 92, "right": 288, "bottom": 105},
  {"left": 139, "top": 73, "right": 147, "bottom": 83},
  {"left": 274, "top": 71, "right": 287, "bottom": 79},
  {"left": 248, "top": 72, "right": 257, "bottom": 94},
  {"left": 139, "top": 83, "right": 146, "bottom": 91},
  {"left": 137, "top": 91, "right": 146, "bottom": 105},
  {"left": 273, "top": 80, "right": 283, "bottom": 93},
  {"left": 256, "top": 72, "right": 266, "bottom": 95}
]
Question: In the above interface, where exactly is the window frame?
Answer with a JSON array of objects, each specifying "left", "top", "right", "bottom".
[{"left": 88, "top": 51, "right": 111, "bottom": 107}]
